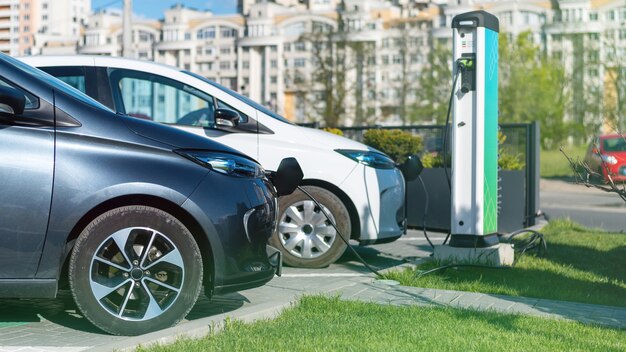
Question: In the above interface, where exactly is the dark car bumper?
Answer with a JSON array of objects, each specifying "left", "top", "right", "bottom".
[{"left": 181, "top": 174, "right": 280, "bottom": 297}]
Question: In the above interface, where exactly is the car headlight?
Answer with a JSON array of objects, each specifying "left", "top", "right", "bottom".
[
  {"left": 335, "top": 149, "right": 396, "bottom": 169},
  {"left": 601, "top": 155, "right": 618, "bottom": 165},
  {"left": 176, "top": 150, "right": 265, "bottom": 178}
]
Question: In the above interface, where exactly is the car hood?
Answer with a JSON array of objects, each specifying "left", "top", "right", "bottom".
[
  {"left": 122, "top": 115, "right": 245, "bottom": 156},
  {"left": 298, "top": 127, "right": 375, "bottom": 151}
]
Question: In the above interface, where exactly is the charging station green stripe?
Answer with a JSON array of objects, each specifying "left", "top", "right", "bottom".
[{"left": 483, "top": 29, "right": 499, "bottom": 234}]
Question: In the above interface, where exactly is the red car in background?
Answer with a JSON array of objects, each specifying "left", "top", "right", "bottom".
[{"left": 584, "top": 134, "right": 626, "bottom": 182}]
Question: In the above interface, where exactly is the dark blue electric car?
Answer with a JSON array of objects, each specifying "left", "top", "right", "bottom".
[{"left": 0, "top": 53, "right": 297, "bottom": 335}]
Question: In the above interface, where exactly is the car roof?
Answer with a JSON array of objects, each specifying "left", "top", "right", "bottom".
[
  {"left": 599, "top": 134, "right": 626, "bottom": 140},
  {"left": 18, "top": 55, "right": 182, "bottom": 73}
]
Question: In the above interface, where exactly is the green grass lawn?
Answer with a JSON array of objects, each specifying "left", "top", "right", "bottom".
[
  {"left": 386, "top": 220, "right": 626, "bottom": 307},
  {"left": 540, "top": 145, "right": 587, "bottom": 178},
  {"left": 140, "top": 296, "right": 626, "bottom": 352}
]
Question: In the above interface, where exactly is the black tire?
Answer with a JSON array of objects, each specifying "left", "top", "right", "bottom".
[
  {"left": 69, "top": 206, "right": 203, "bottom": 336},
  {"left": 269, "top": 186, "right": 351, "bottom": 268}
]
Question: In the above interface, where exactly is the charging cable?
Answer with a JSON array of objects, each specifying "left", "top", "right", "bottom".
[
  {"left": 436, "top": 61, "right": 466, "bottom": 245},
  {"left": 442, "top": 60, "right": 467, "bottom": 190},
  {"left": 417, "top": 175, "right": 435, "bottom": 249},
  {"left": 297, "top": 186, "right": 384, "bottom": 278}
]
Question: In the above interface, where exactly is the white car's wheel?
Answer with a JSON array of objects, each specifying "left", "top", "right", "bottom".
[{"left": 270, "top": 186, "right": 350, "bottom": 268}]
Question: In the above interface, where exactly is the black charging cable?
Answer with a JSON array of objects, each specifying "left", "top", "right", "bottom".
[
  {"left": 437, "top": 61, "right": 466, "bottom": 245},
  {"left": 417, "top": 175, "right": 435, "bottom": 249},
  {"left": 296, "top": 186, "right": 384, "bottom": 278},
  {"left": 442, "top": 62, "right": 465, "bottom": 190}
]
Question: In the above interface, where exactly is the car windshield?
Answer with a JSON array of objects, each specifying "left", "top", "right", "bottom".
[
  {"left": 603, "top": 137, "right": 626, "bottom": 152},
  {"left": 183, "top": 70, "right": 294, "bottom": 125},
  {"left": 1, "top": 54, "right": 111, "bottom": 112}
]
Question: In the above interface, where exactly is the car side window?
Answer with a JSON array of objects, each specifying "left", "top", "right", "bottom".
[
  {"left": 109, "top": 69, "right": 216, "bottom": 127},
  {"left": 0, "top": 77, "right": 39, "bottom": 110},
  {"left": 38, "top": 66, "right": 86, "bottom": 94}
]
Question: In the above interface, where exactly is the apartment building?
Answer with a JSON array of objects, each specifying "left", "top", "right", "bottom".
[
  {"left": 4, "top": 0, "right": 600, "bottom": 126},
  {"left": 0, "top": 0, "right": 90, "bottom": 56},
  {"left": 80, "top": 8, "right": 160, "bottom": 59}
]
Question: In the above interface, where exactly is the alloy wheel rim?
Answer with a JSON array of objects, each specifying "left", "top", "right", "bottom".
[
  {"left": 278, "top": 200, "right": 337, "bottom": 259},
  {"left": 88, "top": 227, "right": 184, "bottom": 321}
]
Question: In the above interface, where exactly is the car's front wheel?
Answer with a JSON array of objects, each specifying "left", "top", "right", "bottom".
[
  {"left": 270, "top": 186, "right": 351, "bottom": 268},
  {"left": 69, "top": 206, "right": 203, "bottom": 335}
]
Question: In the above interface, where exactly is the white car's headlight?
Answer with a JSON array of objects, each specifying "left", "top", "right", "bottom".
[
  {"left": 177, "top": 150, "right": 265, "bottom": 178},
  {"left": 335, "top": 149, "right": 396, "bottom": 169}
]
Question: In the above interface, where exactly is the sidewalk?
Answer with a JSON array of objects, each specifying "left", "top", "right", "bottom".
[
  {"left": 67, "top": 276, "right": 626, "bottom": 351},
  {"left": 1, "top": 228, "right": 625, "bottom": 351},
  {"left": 339, "top": 280, "right": 626, "bottom": 329}
]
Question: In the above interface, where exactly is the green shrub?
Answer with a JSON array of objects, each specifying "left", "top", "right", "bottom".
[
  {"left": 498, "top": 131, "right": 525, "bottom": 171},
  {"left": 421, "top": 153, "right": 446, "bottom": 168},
  {"left": 420, "top": 131, "right": 525, "bottom": 171},
  {"left": 363, "top": 129, "right": 423, "bottom": 164},
  {"left": 322, "top": 127, "right": 344, "bottom": 136}
]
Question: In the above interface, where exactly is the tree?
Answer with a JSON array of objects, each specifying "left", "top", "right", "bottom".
[
  {"left": 388, "top": 20, "right": 432, "bottom": 125},
  {"left": 602, "top": 34, "right": 626, "bottom": 134},
  {"left": 295, "top": 18, "right": 375, "bottom": 127},
  {"left": 498, "top": 31, "right": 570, "bottom": 149},
  {"left": 409, "top": 42, "right": 452, "bottom": 124}
]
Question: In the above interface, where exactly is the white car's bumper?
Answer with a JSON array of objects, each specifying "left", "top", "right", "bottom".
[{"left": 339, "top": 164, "right": 406, "bottom": 244}]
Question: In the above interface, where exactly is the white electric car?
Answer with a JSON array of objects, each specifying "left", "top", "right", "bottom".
[{"left": 21, "top": 56, "right": 406, "bottom": 268}]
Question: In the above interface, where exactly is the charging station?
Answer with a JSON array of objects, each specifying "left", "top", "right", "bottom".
[{"left": 434, "top": 10, "right": 514, "bottom": 266}]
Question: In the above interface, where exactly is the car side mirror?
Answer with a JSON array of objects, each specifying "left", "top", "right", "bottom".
[
  {"left": 268, "top": 158, "right": 304, "bottom": 196},
  {"left": 214, "top": 109, "right": 240, "bottom": 128},
  {"left": 398, "top": 154, "right": 424, "bottom": 182},
  {"left": 0, "top": 85, "right": 26, "bottom": 117}
]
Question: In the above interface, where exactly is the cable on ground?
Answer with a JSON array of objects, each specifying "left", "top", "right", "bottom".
[{"left": 297, "top": 186, "right": 385, "bottom": 279}]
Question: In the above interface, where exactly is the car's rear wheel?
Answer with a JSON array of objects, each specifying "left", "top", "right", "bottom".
[
  {"left": 270, "top": 186, "right": 350, "bottom": 268},
  {"left": 69, "top": 206, "right": 203, "bottom": 336}
]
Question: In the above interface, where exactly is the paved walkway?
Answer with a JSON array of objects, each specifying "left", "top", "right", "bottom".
[
  {"left": 1, "top": 230, "right": 625, "bottom": 351},
  {"left": 339, "top": 281, "right": 626, "bottom": 329}
]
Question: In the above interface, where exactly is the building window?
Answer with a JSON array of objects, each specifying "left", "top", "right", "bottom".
[
  {"left": 220, "top": 26, "right": 237, "bottom": 38},
  {"left": 392, "top": 55, "right": 403, "bottom": 64},
  {"left": 271, "top": 60, "right": 278, "bottom": 68},
  {"left": 312, "top": 21, "right": 332, "bottom": 33},
  {"left": 284, "top": 22, "right": 305, "bottom": 37},
  {"left": 294, "top": 41, "right": 306, "bottom": 51},
  {"left": 382, "top": 55, "right": 389, "bottom": 65},
  {"left": 197, "top": 26, "right": 216, "bottom": 39},
  {"left": 220, "top": 61, "right": 231, "bottom": 70},
  {"left": 270, "top": 45, "right": 278, "bottom": 52},
  {"left": 243, "top": 61, "right": 250, "bottom": 69},
  {"left": 284, "top": 43, "right": 291, "bottom": 52},
  {"left": 294, "top": 58, "right": 306, "bottom": 67},
  {"left": 270, "top": 76, "right": 277, "bottom": 84},
  {"left": 220, "top": 47, "right": 231, "bottom": 54},
  {"left": 588, "top": 33, "right": 599, "bottom": 41},
  {"left": 589, "top": 12, "right": 598, "bottom": 21}
]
